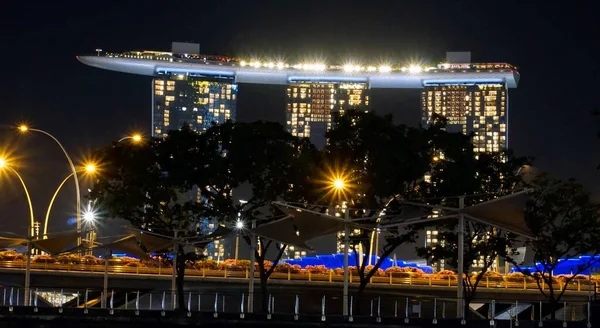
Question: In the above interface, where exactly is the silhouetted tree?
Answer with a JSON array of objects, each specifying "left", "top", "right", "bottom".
[
  {"left": 510, "top": 174, "right": 600, "bottom": 320},
  {"left": 90, "top": 126, "right": 225, "bottom": 310}
]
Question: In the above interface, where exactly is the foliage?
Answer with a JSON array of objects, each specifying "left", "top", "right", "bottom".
[
  {"left": 385, "top": 266, "right": 425, "bottom": 278},
  {"left": 0, "top": 250, "right": 23, "bottom": 261},
  {"left": 57, "top": 254, "right": 81, "bottom": 264},
  {"left": 273, "top": 263, "right": 302, "bottom": 273},
  {"left": 194, "top": 259, "right": 218, "bottom": 270},
  {"left": 32, "top": 254, "right": 55, "bottom": 263},
  {"left": 81, "top": 255, "right": 101, "bottom": 265},
  {"left": 509, "top": 174, "right": 600, "bottom": 319},
  {"left": 431, "top": 270, "right": 458, "bottom": 280},
  {"left": 415, "top": 147, "right": 528, "bottom": 312},
  {"left": 506, "top": 272, "right": 534, "bottom": 283}
]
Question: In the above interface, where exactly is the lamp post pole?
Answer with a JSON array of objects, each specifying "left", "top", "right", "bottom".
[
  {"left": 343, "top": 207, "right": 350, "bottom": 316},
  {"left": 171, "top": 230, "right": 179, "bottom": 310},
  {"left": 248, "top": 220, "right": 256, "bottom": 313},
  {"left": 457, "top": 196, "right": 465, "bottom": 320},
  {"left": 20, "top": 127, "right": 82, "bottom": 245},
  {"left": 0, "top": 164, "right": 35, "bottom": 306},
  {"left": 235, "top": 232, "right": 240, "bottom": 261},
  {"left": 102, "top": 248, "right": 110, "bottom": 308}
]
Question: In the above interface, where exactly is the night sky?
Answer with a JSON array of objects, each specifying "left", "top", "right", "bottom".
[{"left": 1, "top": 1, "right": 599, "bottom": 238}]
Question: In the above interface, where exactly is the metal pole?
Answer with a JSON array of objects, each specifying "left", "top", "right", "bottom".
[
  {"left": 235, "top": 233, "right": 239, "bottom": 261},
  {"left": 343, "top": 207, "right": 350, "bottom": 316},
  {"left": 172, "top": 230, "right": 178, "bottom": 310},
  {"left": 248, "top": 220, "right": 256, "bottom": 313},
  {"left": 103, "top": 249, "right": 109, "bottom": 308},
  {"left": 457, "top": 196, "right": 465, "bottom": 319},
  {"left": 24, "top": 239, "right": 32, "bottom": 306}
]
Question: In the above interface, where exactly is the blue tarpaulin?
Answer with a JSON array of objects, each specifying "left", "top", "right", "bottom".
[{"left": 283, "top": 253, "right": 434, "bottom": 273}]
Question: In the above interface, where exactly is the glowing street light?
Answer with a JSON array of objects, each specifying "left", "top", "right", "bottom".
[
  {"left": 118, "top": 133, "right": 143, "bottom": 143},
  {"left": 85, "top": 163, "right": 96, "bottom": 174},
  {"left": 333, "top": 178, "right": 346, "bottom": 191},
  {"left": 0, "top": 157, "right": 34, "bottom": 237},
  {"left": 18, "top": 124, "right": 82, "bottom": 242},
  {"left": 83, "top": 208, "right": 96, "bottom": 223},
  {"left": 408, "top": 65, "right": 423, "bottom": 74},
  {"left": 235, "top": 220, "right": 245, "bottom": 230},
  {"left": 378, "top": 65, "right": 392, "bottom": 73},
  {"left": 0, "top": 156, "right": 35, "bottom": 307},
  {"left": 43, "top": 161, "right": 99, "bottom": 238}
]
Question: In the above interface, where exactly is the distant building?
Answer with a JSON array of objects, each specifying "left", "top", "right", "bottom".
[
  {"left": 286, "top": 82, "right": 369, "bottom": 148},
  {"left": 152, "top": 76, "right": 237, "bottom": 137},
  {"left": 421, "top": 52, "right": 509, "bottom": 153}
]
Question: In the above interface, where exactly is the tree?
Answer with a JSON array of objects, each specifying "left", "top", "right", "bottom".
[
  {"left": 90, "top": 126, "right": 226, "bottom": 310},
  {"left": 418, "top": 222, "right": 517, "bottom": 311},
  {"left": 510, "top": 174, "right": 600, "bottom": 320},
  {"left": 415, "top": 149, "right": 529, "bottom": 313},
  {"left": 212, "top": 121, "right": 319, "bottom": 312},
  {"left": 322, "top": 110, "right": 437, "bottom": 308}
]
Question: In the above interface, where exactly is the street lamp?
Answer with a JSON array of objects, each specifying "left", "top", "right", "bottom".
[
  {"left": 43, "top": 161, "right": 98, "bottom": 238},
  {"left": 326, "top": 172, "right": 351, "bottom": 317},
  {"left": 118, "top": 133, "right": 143, "bottom": 143},
  {"left": 83, "top": 210, "right": 96, "bottom": 223},
  {"left": 0, "top": 157, "right": 35, "bottom": 306},
  {"left": 82, "top": 204, "right": 98, "bottom": 255},
  {"left": 235, "top": 220, "right": 245, "bottom": 230},
  {"left": 234, "top": 219, "right": 244, "bottom": 261},
  {"left": 18, "top": 124, "right": 82, "bottom": 244},
  {"left": 0, "top": 157, "right": 35, "bottom": 237},
  {"left": 333, "top": 178, "right": 345, "bottom": 191}
]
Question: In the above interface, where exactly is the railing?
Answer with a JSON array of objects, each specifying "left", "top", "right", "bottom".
[
  {"left": 0, "top": 287, "right": 595, "bottom": 327},
  {"left": 0, "top": 260, "right": 596, "bottom": 294}
]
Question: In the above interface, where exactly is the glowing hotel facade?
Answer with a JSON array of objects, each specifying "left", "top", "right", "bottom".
[{"left": 78, "top": 47, "right": 518, "bottom": 152}]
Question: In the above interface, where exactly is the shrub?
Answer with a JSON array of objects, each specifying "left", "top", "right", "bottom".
[
  {"left": 556, "top": 274, "right": 590, "bottom": 284},
  {"left": 12, "top": 253, "right": 26, "bottom": 262},
  {"left": 81, "top": 255, "right": 101, "bottom": 265},
  {"left": 304, "top": 265, "right": 329, "bottom": 275},
  {"left": 0, "top": 250, "right": 21, "bottom": 261},
  {"left": 506, "top": 272, "right": 534, "bottom": 282},
  {"left": 333, "top": 268, "right": 345, "bottom": 275},
  {"left": 195, "top": 259, "right": 218, "bottom": 270},
  {"left": 432, "top": 270, "right": 458, "bottom": 280},
  {"left": 32, "top": 255, "right": 55, "bottom": 264},
  {"left": 126, "top": 261, "right": 142, "bottom": 268},
  {"left": 273, "top": 263, "right": 301, "bottom": 273},
  {"left": 219, "top": 259, "right": 245, "bottom": 271},
  {"left": 365, "top": 265, "right": 385, "bottom": 277},
  {"left": 530, "top": 272, "right": 558, "bottom": 284},
  {"left": 385, "top": 267, "right": 425, "bottom": 278},
  {"left": 57, "top": 254, "right": 81, "bottom": 264},
  {"left": 471, "top": 270, "right": 503, "bottom": 280}
]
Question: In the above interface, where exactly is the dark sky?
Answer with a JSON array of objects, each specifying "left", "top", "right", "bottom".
[{"left": 1, "top": 0, "right": 599, "bottom": 237}]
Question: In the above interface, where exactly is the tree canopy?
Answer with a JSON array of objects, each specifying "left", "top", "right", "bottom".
[{"left": 511, "top": 174, "right": 600, "bottom": 319}]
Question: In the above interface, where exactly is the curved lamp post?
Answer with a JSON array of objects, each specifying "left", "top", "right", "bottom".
[
  {"left": 118, "top": 133, "right": 143, "bottom": 143},
  {"left": 0, "top": 158, "right": 35, "bottom": 236},
  {"left": 0, "top": 157, "right": 34, "bottom": 305},
  {"left": 328, "top": 176, "right": 350, "bottom": 316},
  {"left": 43, "top": 163, "right": 97, "bottom": 238},
  {"left": 19, "top": 125, "right": 82, "bottom": 244}
]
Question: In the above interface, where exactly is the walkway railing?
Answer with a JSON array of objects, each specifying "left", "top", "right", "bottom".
[
  {"left": 0, "top": 287, "right": 595, "bottom": 327},
  {"left": 0, "top": 260, "right": 596, "bottom": 293}
]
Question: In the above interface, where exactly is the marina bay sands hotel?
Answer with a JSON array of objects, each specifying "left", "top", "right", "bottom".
[{"left": 78, "top": 42, "right": 519, "bottom": 152}]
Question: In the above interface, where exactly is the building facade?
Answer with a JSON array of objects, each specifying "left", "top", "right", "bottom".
[
  {"left": 286, "top": 82, "right": 369, "bottom": 148},
  {"left": 152, "top": 75, "right": 238, "bottom": 261},
  {"left": 421, "top": 83, "right": 508, "bottom": 154},
  {"left": 152, "top": 76, "right": 237, "bottom": 138}
]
